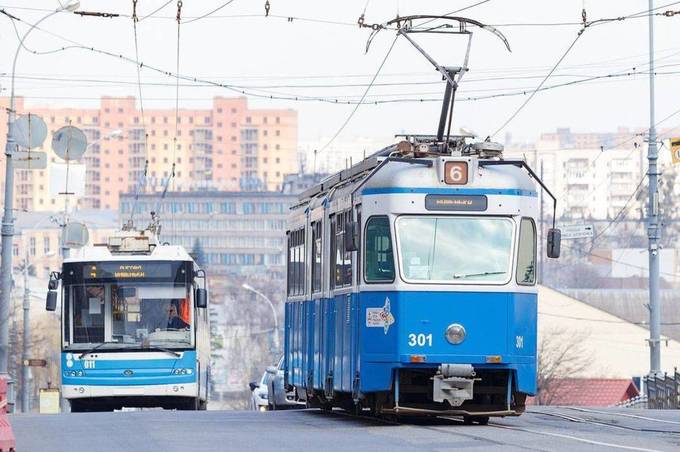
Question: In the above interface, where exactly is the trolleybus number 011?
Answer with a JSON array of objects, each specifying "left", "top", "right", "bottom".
[
  {"left": 408, "top": 333, "right": 433, "bottom": 347},
  {"left": 444, "top": 161, "right": 468, "bottom": 185}
]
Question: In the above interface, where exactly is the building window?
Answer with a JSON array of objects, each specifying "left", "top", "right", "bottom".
[
  {"left": 364, "top": 216, "right": 394, "bottom": 282},
  {"left": 29, "top": 237, "right": 36, "bottom": 256}
]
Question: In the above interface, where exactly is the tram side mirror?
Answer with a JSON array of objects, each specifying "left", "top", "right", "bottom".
[
  {"left": 547, "top": 228, "right": 561, "bottom": 259},
  {"left": 344, "top": 221, "right": 360, "bottom": 252},
  {"left": 195, "top": 288, "right": 208, "bottom": 308},
  {"left": 46, "top": 290, "right": 58, "bottom": 312},
  {"left": 248, "top": 381, "right": 259, "bottom": 391}
]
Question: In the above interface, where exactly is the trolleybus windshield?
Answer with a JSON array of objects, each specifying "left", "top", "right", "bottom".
[
  {"left": 396, "top": 217, "right": 514, "bottom": 283},
  {"left": 62, "top": 262, "right": 194, "bottom": 350}
]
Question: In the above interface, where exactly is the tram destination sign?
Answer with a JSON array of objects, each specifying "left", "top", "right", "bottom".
[
  {"left": 425, "top": 194, "right": 487, "bottom": 211},
  {"left": 83, "top": 262, "right": 174, "bottom": 280}
]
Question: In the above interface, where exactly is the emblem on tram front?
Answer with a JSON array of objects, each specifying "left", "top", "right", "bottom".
[{"left": 366, "top": 297, "right": 396, "bottom": 335}]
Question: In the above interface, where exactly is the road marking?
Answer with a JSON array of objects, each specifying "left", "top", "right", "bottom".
[{"left": 490, "top": 423, "right": 664, "bottom": 452}]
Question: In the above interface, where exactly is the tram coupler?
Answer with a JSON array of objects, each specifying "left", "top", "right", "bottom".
[{"left": 432, "top": 364, "right": 476, "bottom": 407}]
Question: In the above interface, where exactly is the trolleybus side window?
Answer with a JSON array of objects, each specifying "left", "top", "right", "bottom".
[
  {"left": 364, "top": 216, "right": 395, "bottom": 283},
  {"left": 311, "top": 221, "right": 322, "bottom": 293},
  {"left": 516, "top": 218, "right": 537, "bottom": 285},
  {"left": 287, "top": 228, "right": 305, "bottom": 296}
]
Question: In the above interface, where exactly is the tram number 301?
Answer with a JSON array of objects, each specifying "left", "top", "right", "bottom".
[{"left": 408, "top": 333, "right": 433, "bottom": 347}]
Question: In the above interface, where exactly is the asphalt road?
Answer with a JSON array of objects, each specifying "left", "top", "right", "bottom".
[{"left": 10, "top": 407, "right": 680, "bottom": 451}]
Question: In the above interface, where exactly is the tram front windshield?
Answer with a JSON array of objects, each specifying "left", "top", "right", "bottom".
[
  {"left": 63, "top": 264, "right": 194, "bottom": 350},
  {"left": 396, "top": 217, "right": 514, "bottom": 283}
]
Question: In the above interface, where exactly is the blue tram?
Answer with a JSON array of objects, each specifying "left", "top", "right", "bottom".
[
  {"left": 46, "top": 227, "right": 211, "bottom": 412},
  {"left": 284, "top": 137, "right": 560, "bottom": 420}
]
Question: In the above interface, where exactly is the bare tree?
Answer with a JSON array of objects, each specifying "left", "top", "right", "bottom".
[{"left": 536, "top": 327, "right": 593, "bottom": 405}]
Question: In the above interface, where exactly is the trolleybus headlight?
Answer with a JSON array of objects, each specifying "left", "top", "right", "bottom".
[{"left": 445, "top": 323, "right": 466, "bottom": 345}]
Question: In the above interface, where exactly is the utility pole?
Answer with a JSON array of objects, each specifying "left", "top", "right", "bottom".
[
  {"left": 539, "top": 160, "right": 545, "bottom": 284},
  {"left": 0, "top": 0, "right": 80, "bottom": 390},
  {"left": 647, "top": 0, "right": 662, "bottom": 376},
  {"left": 21, "top": 254, "right": 30, "bottom": 412}
]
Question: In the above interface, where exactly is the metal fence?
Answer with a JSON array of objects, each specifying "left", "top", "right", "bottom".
[
  {"left": 644, "top": 369, "right": 680, "bottom": 409},
  {"left": 614, "top": 395, "right": 648, "bottom": 408}
]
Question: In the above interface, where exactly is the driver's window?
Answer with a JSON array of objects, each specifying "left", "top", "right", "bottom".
[
  {"left": 364, "top": 216, "right": 395, "bottom": 283},
  {"left": 111, "top": 286, "right": 143, "bottom": 342},
  {"left": 72, "top": 285, "right": 105, "bottom": 343}
]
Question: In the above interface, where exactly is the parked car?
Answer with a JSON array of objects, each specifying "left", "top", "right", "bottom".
[
  {"left": 266, "top": 357, "right": 304, "bottom": 410},
  {"left": 249, "top": 370, "right": 270, "bottom": 411}
]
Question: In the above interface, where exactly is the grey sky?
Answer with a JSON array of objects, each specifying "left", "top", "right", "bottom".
[{"left": 1, "top": 0, "right": 678, "bottom": 152}]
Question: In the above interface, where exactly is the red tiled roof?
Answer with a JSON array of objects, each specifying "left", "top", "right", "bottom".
[{"left": 528, "top": 378, "right": 639, "bottom": 406}]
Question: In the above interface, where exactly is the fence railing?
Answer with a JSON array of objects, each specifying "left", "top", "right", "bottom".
[
  {"left": 644, "top": 368, "right": 680, "bottom": 409},
  {"left": 614, "top": 395, "right": 648, "bottom": 408}
]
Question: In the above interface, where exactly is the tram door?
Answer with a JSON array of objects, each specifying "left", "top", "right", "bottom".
[{"left": 350, "top": 205, "right": 361, "bottom": 397}]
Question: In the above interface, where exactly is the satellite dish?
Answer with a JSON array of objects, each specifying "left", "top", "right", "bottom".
[
  {"left": 14, "top": 114, "right": 47, "bottom": 149},
  {"left": 52, "top": 126, "right": 87, "bottom": 161},
  {"left": 62, "top": 222, "right": 89, "bottom": 249}
]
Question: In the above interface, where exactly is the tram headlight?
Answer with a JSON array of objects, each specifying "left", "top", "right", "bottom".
[{"left": 445, "top": 323, "right": 466, "bottom": 345}]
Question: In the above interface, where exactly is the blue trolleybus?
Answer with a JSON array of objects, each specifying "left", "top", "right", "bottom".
[
  {"left": 284, "top": 137, "right": 561, "bottom": 422},
  {"left": 46, "top": 228, "right": 210, "bottom": 412}
]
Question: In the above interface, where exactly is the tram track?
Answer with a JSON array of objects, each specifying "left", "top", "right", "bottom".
[
  {"left": 326, "top": 408, "right": 674, "bottom": 451},
  {"left": 526, "top": 408, "right": 680, "bottom": 434}
]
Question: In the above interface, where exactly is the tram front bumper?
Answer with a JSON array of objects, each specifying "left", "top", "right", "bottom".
[{"left": 62, "top": 382, "right": 198, "bottom": 399}]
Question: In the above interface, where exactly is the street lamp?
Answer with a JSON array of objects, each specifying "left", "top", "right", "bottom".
[
  {"left": 0, "top": 0, "right": 80, "bottom": 382},
  {"left": 241, "top": 283, "right": 280, "bottom": 351},
  {"left": 19, "top": 250, "right": 55, "bottom": 413}
]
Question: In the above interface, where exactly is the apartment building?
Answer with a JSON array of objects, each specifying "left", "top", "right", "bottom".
[
  {"left": 0, "top": 96, "right": 298, "bottom": 212},
  {"left": 505, "top": 127, "right": 655, "bottom": 220}
]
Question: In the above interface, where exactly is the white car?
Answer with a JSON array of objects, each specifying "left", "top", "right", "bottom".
[
  {"left": 249, "top": 370, "right": 269, "bottom": 411},
  {"left": 266, "top": 357, "right": 304, "bottom": 410}
]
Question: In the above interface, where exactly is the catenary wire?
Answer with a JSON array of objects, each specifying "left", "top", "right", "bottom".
[
  {"left": 182, "top": 0, "right": 238, "bottom": 25},
  {"left": 317, "top": 34, "right": 399, "bottom": 154}
]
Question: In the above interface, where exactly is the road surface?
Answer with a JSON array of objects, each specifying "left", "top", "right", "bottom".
[{"left": 10, "top": 407, "right": 680, "bottom": 451}]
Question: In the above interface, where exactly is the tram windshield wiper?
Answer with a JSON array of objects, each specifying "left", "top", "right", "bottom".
[
  {"left": 452, "top": 271, "right": 507, "bottom": 280},
  {"left": 140, "top": 344, "right": 181, "bottom": 358}
]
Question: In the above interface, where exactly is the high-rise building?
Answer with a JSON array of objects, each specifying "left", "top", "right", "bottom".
[{"left": 0, "top": 96, "right": 298, "bottom": 211}]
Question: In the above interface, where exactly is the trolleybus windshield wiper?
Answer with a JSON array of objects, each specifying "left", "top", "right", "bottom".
[
  {"left": 452, "top": 271, "right": 506, "bottom": 279},
  {"left": 141, "top": 344, "right": 181, "bottom": 358},
  {"left": 79, "top": 342, "right": 109, "bottom": 360}
]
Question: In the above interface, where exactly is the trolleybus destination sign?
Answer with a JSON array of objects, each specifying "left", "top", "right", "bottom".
[
  {"left": 83, "top": 262, "right": 175, "bottom": 280},
  {"left": 425, "top": 194, "right": 488, "bottom": 211}
]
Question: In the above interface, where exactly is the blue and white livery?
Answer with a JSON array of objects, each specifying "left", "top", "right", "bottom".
[
  {"left": 284, "top": 137, "right": 560, "bottom": 421},
  {"left": 47, "top": 227, "right": 210, "bottom": 412}
]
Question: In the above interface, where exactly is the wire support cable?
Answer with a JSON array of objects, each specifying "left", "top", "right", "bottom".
[
  {"left": 316, "top": 34, "right": 398, "bottom": 154},
  {"left": 490, "top": 28, "right": 585, "bottom": 138}
]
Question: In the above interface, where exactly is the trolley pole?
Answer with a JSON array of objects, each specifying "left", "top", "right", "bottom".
[
  {"left": 21, "top": 256, "right": 30, "bottom": 412},
  {"left": 647, "top": 0, "right": 662, "bottom": 377}
]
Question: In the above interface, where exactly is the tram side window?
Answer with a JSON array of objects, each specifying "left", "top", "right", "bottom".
[
  {"left": 332, "top": 211, "right": 353, "bottom": 289},
  {"left": 516, "top": 218, "right": 537, "bottom": 285},
  {"left": 287, "top": 228, "right": 306, "bottom": 296},
  {"left": 364, "top": 216, "right": 395, "bottom": 282},
  {"left": 311, "top": 221, "right": 322, "bottom": 293}
]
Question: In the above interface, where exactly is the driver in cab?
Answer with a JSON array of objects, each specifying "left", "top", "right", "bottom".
[{"left": 167, "top": 303, "right": 189, "bottom": 330}]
